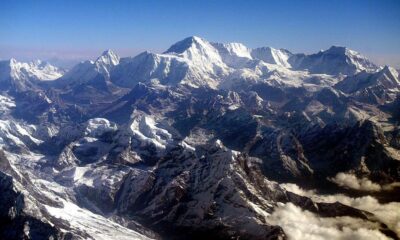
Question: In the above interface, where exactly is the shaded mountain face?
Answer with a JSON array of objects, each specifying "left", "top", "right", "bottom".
[{"left": 0, "top": 36, "right": 399, "bottom": 240}]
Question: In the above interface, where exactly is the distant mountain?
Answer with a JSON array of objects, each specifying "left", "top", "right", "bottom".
[
  {"left": 0, "top": 38, "right": 382, "bottom": 93},
  {"left": 289, "top": 46, "right": 378, "bottom": 75},
  {"left": 55, "top": 49, "right": 120, "bottom": 87},
  {"left": 0, "top": 58, "right": 64, "bottom": 91},
  {"left": 108, "top": 37, "right": 381, "bottom": 90},
  {"left": 336, "top": 66, "right": 399, "bottom": 93},
  {"left": 27, "top": 36, "right": 380, "bottom": 92}
]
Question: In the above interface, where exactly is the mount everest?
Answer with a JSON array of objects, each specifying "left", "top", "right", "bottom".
[{"left": 0, "top": 36, "right": 399, "bottom": 240}]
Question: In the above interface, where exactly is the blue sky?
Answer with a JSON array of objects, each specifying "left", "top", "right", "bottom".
[{"left": 1, "top": 0, "right": 400, "bottom": 67}]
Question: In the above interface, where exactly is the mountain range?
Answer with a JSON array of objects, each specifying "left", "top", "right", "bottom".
[{"left": 0, "top": 36, "right": 399, "bottom": 240}]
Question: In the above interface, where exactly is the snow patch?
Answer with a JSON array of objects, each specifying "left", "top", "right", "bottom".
[
  {"left": 130, "top": 113, "right": 172, "bottom": 152},
  {"left": 45, "top": 200, "right": 152, "bottom": 240},
  {"left": 85, "top": 118, "right": 117, "bottom": 138}
]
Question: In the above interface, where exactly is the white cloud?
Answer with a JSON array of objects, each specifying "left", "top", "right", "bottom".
[
  {"left": 328, "top": 172, "right": 382, "bottom": 192},
  {"left": 281, "top": 183, "right": 400, "bottom": 237},
  {"left": 268, "top": 202, "right": 390, "bottom": 240}
]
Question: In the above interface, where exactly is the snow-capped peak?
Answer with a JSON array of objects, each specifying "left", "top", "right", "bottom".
[
  {"left": 164, "top": 36, "right": 207, "bottom": 54},
  {"left": 158, "top": 36, "right": 228, "bottom": 88},
  {"left": 323, "top": 46, "right": 364, "bottom": 59},
  {"left": 9, "top": 58, "right": 18, "bottom": 65},
  {"left": 92, "top": 49, "right": 120, "bottom": 77},
  {"left": 165, "top": 36, "right": 222, "bottom": 64},
  {"left": 324, "top": 46, "right": 377, "bottom": 73},
  {"left": 323, "top": 46, "right": 367, "bottom": 64},
  {"left": 164, "top": 36, "right": 224, "bottom": 64},
  {"left": 96, "top": 49, "right": 120, "bottom": 66}
]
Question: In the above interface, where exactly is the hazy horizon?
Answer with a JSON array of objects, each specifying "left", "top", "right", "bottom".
[
  {"left": 1, "top": 0, "right": 400, "bottom": 68},
  {"left": 2, "top": 36, "right": 400, "bottom": 69}
]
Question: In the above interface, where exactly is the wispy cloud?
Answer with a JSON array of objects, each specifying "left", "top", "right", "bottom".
[{"left": 328, "top": 172, "right": 400, "bottom": 192}]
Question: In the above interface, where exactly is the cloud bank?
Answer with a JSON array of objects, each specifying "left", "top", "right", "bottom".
[
  {"left": 281, "top": 183, "right": 400, "bottom": 237},
  {"left": 268, "top": 202, "right": 390, "bottom": 240},
  {"left": 329, "top": 172, "right": 382, "bottom": 191}
]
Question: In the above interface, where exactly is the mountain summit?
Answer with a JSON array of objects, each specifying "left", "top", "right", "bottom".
[
  {"left": 96, "top": 49, "right": 120, "bottom": 66},
  {"left": 95, "top": 49, "right": 120, "bottom": 76},
  {"left": 164, "top": 36, "right": 209, "bottom": 54}
]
